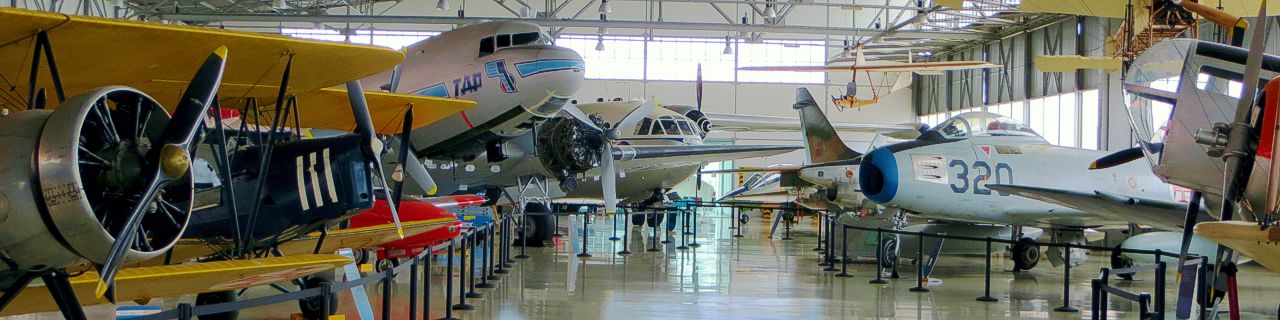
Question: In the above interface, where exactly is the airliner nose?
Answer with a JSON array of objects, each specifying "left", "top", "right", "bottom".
[{"left": 859, "top": 147, "right": 899, "bottom": 204}]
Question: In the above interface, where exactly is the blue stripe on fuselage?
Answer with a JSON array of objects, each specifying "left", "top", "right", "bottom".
[
  {"left": 413, "top": 83, "right": 450, "bottom": 97},
  {"left": 514, "top": 59, "right": 584, "bottom": 78}
]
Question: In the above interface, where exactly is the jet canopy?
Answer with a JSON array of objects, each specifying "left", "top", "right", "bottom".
[{"left": 930, "top": 111, "right": 1039, "bottom": 139}]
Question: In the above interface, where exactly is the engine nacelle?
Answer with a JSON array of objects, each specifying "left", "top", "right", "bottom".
[
  {"left": 661, "top": 105, "right": 710, "bottom": 137},
  {"left": 0, "top": 87, "right": 190, "bottom": 281},
  {"left": 535, "top": 116, "right": 607, "bottom": 179}
]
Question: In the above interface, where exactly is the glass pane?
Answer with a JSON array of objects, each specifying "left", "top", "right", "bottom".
[
  {"left": 556, "top": 35, "right": 646, "bottom": 80},
  {"left": 1028, "top": 98, "right": 1045, "bottom": 139},
  {"left": 1059, "top": 93, "right": 1077, "bottom": 147},
  {"left": 1081, "top": 89, "right": 1100, "bottom": 150}
]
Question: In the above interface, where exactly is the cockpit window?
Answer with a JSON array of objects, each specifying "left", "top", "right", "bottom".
[
  {"left": 479, "top": 37, "right": 495, "bottom": 56},
  {"left": 497, "top": 34, "right": 512, "bottom": 48},
  {"left": 512, "top": 32, "right": 541, "bottom": 46},
  {"left": 637, "top": 118, "right": 653, "bottom": 135},
  {"left": 676, "top": 120, "right": 693, "bottom": 135},
  {"left": 932, "top": 112, "right": 1039, "bottom": 139},
  {"left": 659, "top": 117, "right": 680, "bottom": 135}
]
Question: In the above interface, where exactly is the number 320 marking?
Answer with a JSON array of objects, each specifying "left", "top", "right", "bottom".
[{"left": 948, "top": 159, "right": 1012, "bottom": 196}]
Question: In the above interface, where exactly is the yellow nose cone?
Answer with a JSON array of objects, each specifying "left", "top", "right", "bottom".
[{"left": 159, "top": 144, "right": 190, "bottom": 179}]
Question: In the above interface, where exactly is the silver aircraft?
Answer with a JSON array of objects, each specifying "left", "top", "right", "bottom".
[{"left": 363, "top": 21, "right": 585, "bottom": 162}]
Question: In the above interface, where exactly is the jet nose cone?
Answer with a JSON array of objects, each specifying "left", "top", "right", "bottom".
[{"left": 858, "top": 147, "right": 899, "bottom": 204}]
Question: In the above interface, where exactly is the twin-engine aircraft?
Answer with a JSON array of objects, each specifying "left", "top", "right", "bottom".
[{"left": 0, "top": 8, "right": 476, "bottom": 319}]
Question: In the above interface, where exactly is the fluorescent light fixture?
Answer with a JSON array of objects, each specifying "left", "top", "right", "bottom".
[
  {"left": 595, "top": 37, "right": 606, "bottom": 51},
  {"left": 722, "top": 36, "right": 733, "bottom": 55},
  {"left": 436, "top": 0, "right": 449, "bottom": 11},
  {"left": 764, "top": 4, "right": 777, "bottom": 18},
  {"left": 271, "top": 0, "right": 287, "bottom": 9},
  {"left": 598, "top": 0, "right": 611, "bottom": 14}
]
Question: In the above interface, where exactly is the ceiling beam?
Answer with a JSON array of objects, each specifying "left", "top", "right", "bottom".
[{"left": 156, "top": 13, "right": 990, "bottom": 39}]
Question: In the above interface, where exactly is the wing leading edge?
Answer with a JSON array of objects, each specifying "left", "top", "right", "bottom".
[{"left": 987, "top": 184, "right": 1210, "bottom": 231}]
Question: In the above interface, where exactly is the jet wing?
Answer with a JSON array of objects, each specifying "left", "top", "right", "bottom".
[
  {"left": 736, "top": 61, "right": 1000, "bottom": 72},
  {"left": 701, "top": 166, "right": 801, "bottom": 174},
  {"left": 612, "top": 145, "right": 801, "bottom": 172},
  {"left": 705, "top": 112, "right": 924, "bottom": 139},
  {"left": 1195, "top": 221, "right": 1280, "bottom": 273},
  {"left": 987, "top": 184, "right": 1209, "bottom": 231},
  {"left": 1, "top": 254, "right": 350, "bottom": 316},
  {"left": 0, "top": 7, "right": 401, "bottom": 111}
]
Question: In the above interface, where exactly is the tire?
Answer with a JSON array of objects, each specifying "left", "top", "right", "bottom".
[
  {"left": 1111, "top": 246, "right": 1135, "bottom": 280},
  {"left": 298, "top": 273, "right": 339, "bottom": 320},
  {"left": 353, "top": 249, "right": 371, "bottom": 266},
  {"left": 376, "top": 257, "right": 401, "bottom": 273},
  {"left": 880, "top": 237, "right": 900, "bottom": 269},
  {"left": 738, "top": 213, "right": 750, "bottom": 224},
  {"left": 1012, "top": 237, "right": 1041, "bottom": 271},
  {"left": 196, "top": 290, "right": 239, "bottom": 320},
  {"left": 516, "top": 203, "right": 552, "bottom": 247}
]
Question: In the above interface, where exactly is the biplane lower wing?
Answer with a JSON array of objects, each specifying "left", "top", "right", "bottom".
[
  {"left": 0, "top": 254, "right": 350, "bottom": 317},
  {"left": 1195, "top": 221, "right": 1280, "bottom": 274},
  {"left": 153, "top": 218, "right": 456, "bottom": 266}
]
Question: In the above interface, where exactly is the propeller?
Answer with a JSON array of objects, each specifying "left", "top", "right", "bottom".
[
  {"left": 95, "top": 46, "right": 228, "bottom": 298},
  {"left": 695, "top": 63, "right": 704, "bottom": 203},
  {"left": 345, "top": 81, "right": 405, "bottom": 238},
  {"left": 391, "top": 106, "right": 414, "bottom": 210},
  {"left": 561, "top": 100, "right": 655, "bottom": 214},
  {"left": 1088, "top": 142, "right": 1163, "bottom": 170}
]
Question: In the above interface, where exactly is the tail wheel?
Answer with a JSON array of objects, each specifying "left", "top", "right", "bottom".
[
  {"left": 375, "top": 257, "right": 401, "bottom": 273},
  {"left": 1012, "top": 237, "right": 1041, "bottom": 270},
  {"left": 39, "top": 87, "right": 192, "bottom": 265},
  {"left": 195, "top": 290, "right": 239, "bottom": 320},
  {"left": 738, "top": 213, "right": 750, "bottom": 224},
  {"left": 515, "top": 203, "right": 551, "bottom": 247},
  {"left": 1111, "top": 246, "right": 1135, "bottom": 280}
]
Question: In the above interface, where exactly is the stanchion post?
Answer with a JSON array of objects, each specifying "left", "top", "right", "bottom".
[
  {"left": 870, "top": 228, "right": 888, "bottom": 284},
  {"left": 609, "top": 208, "right": 621, "bottom": 241},
  {"left": 452, "top": 236, "right": 475, "bottom": 310},
  {"left": 502, "top": 214, "right": 515, "bottom": 266},
  {"left": 1090, "top": 278, "right": 1100, "bottom": 319},
  {"left": 382, "top": 267, "right": 393, "bottom": 320},
  {"left": 909, "top": 232, "right": 929, "bottom": 292},
  {"left": 732, "top": 207, "right": 744, "bottom": 238},
  {"left": 814, "top": 214, "right": 825, "bottom": 252},
  {"left": 424, "top": 250, "right": 433, "bottom": 320},
  {"left": 515, "top": 212, "right": 530, "bottom": 259},
  {"left": 1154, "top": 261, "right": 1166, "bottom": 318},
  {"left": 177, "top": 303, "right": 192, "bottom": 320},
  {"left": 553, "top": 214, "right": 562, "bottom": 237},
  {"left": 781, "top": 210, "right": 793, "bottom": 240},
  {"left": 320, "top": 281, "right": 333, "bottom": 320},
  {"left": 823, "top": 215, "right": 839, "bottom": 271},
  {"left": 689, "top": 208, "right": 701, "bottom": 247},
  {"left": 1054, "top": 244, "right": 1078, "bottom": 312},
  {"left": 485, "top": 226, "right": 501, "bottom": 280},
  {"left": 977, "top": 238, "right": 997, "bottom": 302},
  {"left": 578, "top": 210, "right": 593, "bottom": 257},
  {"left": 466, "top": 232, "right": 484, "bottom": 298},
  {"left": 618, "top": 209, "right": 633, "bottom": 255},
  {"left": 410, "top": 256, "right": 420, "bottom": 320},
  {"left": 677, "top": 209, "right": 690, "bottom": 250},
  {"left": 442, "top": 239, "right": 459, "bottom": 318},
  {"left": 647, "top": 212, "right": 661, "bottom": 252},
  {"left": 836, "top": 225, "right": 852, "bottom": 278}
]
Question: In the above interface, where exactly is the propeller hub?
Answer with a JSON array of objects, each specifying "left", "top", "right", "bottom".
[{"left": 159, "top": 143, "right": 190, "bottom": 179}]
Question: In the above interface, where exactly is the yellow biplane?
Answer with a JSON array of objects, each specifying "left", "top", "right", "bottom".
[{"left": 0, "top": 7, "right": 473, "bottom": 319}]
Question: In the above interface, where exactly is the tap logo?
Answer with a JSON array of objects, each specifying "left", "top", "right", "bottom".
[{"left": 484, "top": 60, "right": 519, "bottom": 94}]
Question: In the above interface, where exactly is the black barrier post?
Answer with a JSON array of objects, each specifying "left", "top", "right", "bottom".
[
  {"left": 1099, "top": 268, "right": 1110, "bottom": 320},
  {"left": 553, "top": 214, "right": 562, "bottom": 238},
  {"left": 1154, "top": 261, "right": 1166, "bottom": 318},
  {"left": 647, "top": 212, "right": 661, "bottom": 252},
  {"left": 677, "top": 210, "right": 690, "bottom": 250},
  {"left": 1198, "top": 256, "right": 1209, "bottom": 319},
  {"left": 689, "top": 208, "right": 701, "bottom": 248},
  {"left": 1090, "top": 278, "right": 1100, "bottom": 319},
  {"left": 977, "top": 238, "right": 997, "bottom": 302},
  {"left": 442, "top": 240, "right": 459, "bottom": 318},
  {"left": 661, "top": 211, "right": 675, "bottom": 245},
  {"left": 177, "top": 303, "right": 192, "bottom": 320},
  {"left": 618, "top": 210, "right": 633, "bottom": 255},
  {"left": 1054, "top": 246, "right": 1078, "bottom": 312},
  {"left": 1138, "top": 293, "right": 1151, "bottom": 318},
  {"left": 870, "top": 228, "right": 888, "bottom": 284},
  {"left": 814, "top": 214, "right": 825, "bottom": 252},
  {"left": 453, "top": 236, "right": 475, "bottom": 310},
  {"left": 732, "top": 207, "right": 744, "bottom": 238},
  {"left": 382, "top": 267, "right": 394, "bottom": 320},
  {"left": 729, "top": 204, "right": 737, "bottom": 230},
  {"left": 609, "top": 209, "right": 621, "bottom": 241},
  {"left": 502, "top": 215, "right": 515, "bottom": 266},
  {"left": 485, "top": 226, "right": 501, "bottom": 281},
  {"left": 836, "top": 225, "right": 852, "bottom": 278},
  {"left": 320, "top": 281, "right": 333, "bottom": 320},
  {"left": 466, "top": 232, "right": 484, "bottom": 298},
  {"left": 410, "top": 257, "right": 420, "bottom": 320},
  {"left": 516, "top": 213, "right": 530, "bottom": 259},
  {"left": 578, "top": 209, "right": 593, "bottom": 257},
  {"left": 781, "top": 210, "right": 793, "bottom": 240},
  {"left": 909, "top": 232, "right": 929, "bottom": 292},
  {"left": 478, "top": 228, "right": 497, "bottom": 288},
  {"left": 424, "top": 251, "right": 433, "bottom": 320},
  {"left": 823, "top": 215, "right": 839, "bottom": 272}
]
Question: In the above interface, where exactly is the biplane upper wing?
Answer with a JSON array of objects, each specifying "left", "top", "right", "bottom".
[
  {"left": 737, "top": 61, "right": 1000, "bottom": 72},
  {"left": 0, "top": 8, "right": 465, "bottom": 132},
  {"left": 0, "top": 254, "right": 350, "bottom": 316},
  {"left": 1195, "top": 221, "right": 1280, "bottom": 274},
  {"left": 1019, "top": 0, "right": 1280, "bottom": 19}
]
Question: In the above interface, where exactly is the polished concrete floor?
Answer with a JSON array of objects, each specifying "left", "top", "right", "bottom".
[{"left": 14, "top": 212, "right": 1280, "bottom": 319}]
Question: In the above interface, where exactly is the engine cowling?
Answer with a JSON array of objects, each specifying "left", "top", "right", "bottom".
[
  {"left": 0, "top": 87, "right": 191, "bottom": 277},
  {"left": 535, "top": 116, "right": 608, "bottom": 181}
]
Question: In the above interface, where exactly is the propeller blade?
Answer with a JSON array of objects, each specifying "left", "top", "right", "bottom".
[
  {"left": 346, "top": 81, "right": 405, "bottom": 238},
  {"left": 1178, "top": 0, "right": 1248, "bottom": 37},
  {"left": 391, "top": 106, "right": 414, "bottom": 210},
  {"left": 1089, "top": 146, "right": 1144, "bottom": 170},
  {"left": 696, "top": 63, "right": 703, "bottom": 111},
  {"left": 96, "top": 46, "right": 228, "bottom": 298},
  {"left": 561, "top": 103, "right": 604, "bottom": 133},
  {"left": 600, "top": 143, "right": 618, "bottom": 214},
  {"left": 404, "top": 151, "right": 439, "bottom": 196},
  {"left": 609, "top": 100, "right": 655, "bottom": 140}
]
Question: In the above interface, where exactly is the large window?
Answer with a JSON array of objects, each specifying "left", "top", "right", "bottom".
[
  {"left": 556, "top": 35, "right": 646, "bottom": 80},
  {"left": 645, "top": 37, "right": 736, "bottom": 81},
  {"left": 1080, "top": 89, "right": 1100, "bottom": 150},
  {"left": 917, "top": 90, "right": 1101, "bottom": 149},
  {"left": 736, "top": 40, "right": 825, "bottom": 83}
]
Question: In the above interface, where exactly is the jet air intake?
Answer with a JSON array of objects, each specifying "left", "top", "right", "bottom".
[{"left": 859, "top": 147, "right": 899, "bottom": 204}]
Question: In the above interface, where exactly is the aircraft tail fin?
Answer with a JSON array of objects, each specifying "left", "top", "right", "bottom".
[{"left": 794, "top": 88, "right": 862, "bottom": 163}]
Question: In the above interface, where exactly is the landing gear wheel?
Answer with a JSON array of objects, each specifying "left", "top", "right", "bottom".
[
  {"left": 375, "top": 257, "right": 401, "bottom": 273},
  {"left": 646, "top": 212, "right": 665, "bottom": 227},
  {"left": 1012, "top": 237, "right": 1041, "bottom": 271},
  {"left": 516, "top": 203, "right": 552, "bottom": 247},
  {"left": 738, "top": 213, "right": 750, "bottom": 224},
  {"left": 298, "top": 273, "right": 339, "bottom": 320},
  {"left": 196, "top": 290, "right": 239, "bottom": 320},
  {"left": 1111, "top": 246, "right": 1135, "bottom": 280},
  {"left": 353, "top": 249, "right": 371, "bottom": 266},
  {"left": 879, "top": 237, "right": 900, "bottom": 269}
]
